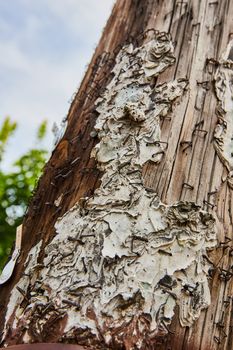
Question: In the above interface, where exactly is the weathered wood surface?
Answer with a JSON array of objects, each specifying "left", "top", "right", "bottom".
[
  {"left": 2, "top": 345, "right": 85, "bottom": 350},
  {"left": 0, "top": 0, "right": 233, "bottom": 349}
]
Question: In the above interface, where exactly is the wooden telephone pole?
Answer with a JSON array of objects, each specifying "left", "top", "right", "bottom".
[{"left": 0, "top": 1, "right": 233, "bottom": 349}]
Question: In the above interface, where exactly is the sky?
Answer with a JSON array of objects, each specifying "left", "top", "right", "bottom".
[{"left": 0, "top": 0, "right": 115, "bottom": 170}]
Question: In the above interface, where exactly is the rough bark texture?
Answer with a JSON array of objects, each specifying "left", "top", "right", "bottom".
[{"left": 0, "top": 0, "right": 233, "bottom": 349}]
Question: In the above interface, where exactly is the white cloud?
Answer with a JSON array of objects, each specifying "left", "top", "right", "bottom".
[{"left": 0, "top": 0, "right": 115, "bottom": 170}]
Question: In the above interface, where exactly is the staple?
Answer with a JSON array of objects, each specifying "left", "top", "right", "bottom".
[
  {"left": 213, "top": 21, "right": 222, "bottom": 29},
  {"left": 180, "top": 140, "right": 192, "bottom": 152},
  {"left": 91, "top": 62, "right": 100, "bottom": 72},
  {"left": 209, "top": 1, "right": 218, "bottom": 4},
  {"left": 106, "top": 58, "right": 115, "bottom": 68},
  {"left": 52, "top": 207, "right": 62, "bottom": 218},
  {"left": 62, "top": 299, "right": 80, "bottom": 309},
  {"left": 208, "top": 190, "right": 217, "bottom": 196},
  {"left": 61, "top": 251, "right": 73, "bottom": 260},
  {"left": 183, "top": 283, "right": 197, "bottom": 294},
  {"left": 81, "top": 234, "right": 95, "bottom": 238},
  {"left": 214, "top": 336, "right": 221, "bottom": 344},
  {"left": 69, "top": 135, "right": 80, "bottom": 144},
  {"left": 118, "top": 160, "right": 131, "bottom": 171},
  {"left": 22, "top": 272, "right": 30, "bottom": 277},
  {"left": 161, "top": 320, "right": 174, "bottom": 334},
  {"left": 182, "top": 182, "right": 194, "bottom": 190},
  {"left": 220, "top": 329, "right": 227, "bottom": 339},
  {"left": 229, "top": 248, "right": 233, "bottom": 256},
  {"left": 127, "top": 169, "right": 140, "bottom": 175},
  {"left": 71, "top": 156, "right": 80, "bottom": 166},
  {"left": 158, "top": 249, "right": 172, "bottom": 256},
  {"left": 62, "top": 170, "right": 73, "bottom": 179},
  {"left": 80, "top": 167, "right": 96, "bottom": 174},
  {"left": 194, "top": 105, "right": 201, "bottom": 111},
  {"left": 158, "top": 31, "right": 170, "bottom": 41},
  {"left": 203, "top": 254, "right": 214, "bottom": 265},
  {"left": 123, "top": 134, "right": 131, "bottom": 145},
  {"left": 136, "top": 29, "right": 144, "bottom": 38},
  {"left": 100, "top": 51, "right": 111, "bottom": 64},
  {"left": 154, "top": 98, "right": 171, "bottom": 105},
  {"left": 223, "top": 297, "right": 232, "bottom": 307},
  {"left": 103, "top": 177, "right": 114, "bottom": 188},
  {"left": 219, "top": 236, "right": 232, "bottom": 245},
  {"left": 50, "top": 182, "right": 57, "bottom": 188},
  {"left": 95, "top": 54, "right": 103, "bottom": 66},
  {"left": 63, "top": 190, "right": 72, "bottom": 197},
  {"left": 132, "top": 236, "right": 148, "bottom": 243},
  {"left": 196, "top": 80, "right": 210, "bottom": 91},
  {"left": 124, "top": 35, "right": 134, "bottom": 45},
  {"left": 145, "top": 187, "right": 156, "bottom": 193},
  {"left": 16, "top": 286, "right": 29, "bottom": 303},
  {"left": 104, "top": 259, "right": 115, "bottom": 268},
  {"left": 119, "top": 68, "right": 126, "bottom": 75},
  {"left": 143, "top": 28, "right": 158, "bottom": 37},
  {"left": 193, "top": 128, "right": 208, "bottom": 136},
  {"left": 224, "top": 298, "right": 231, "bottom": 307},
  {"left": 154, "top": 141, "right": 168, "bottom": 148},
  {"left": 67, "top": 236, "right": 85, "bottom": 245},
  {"left": 206, "top": 57, "right": 219, "bottom": 67},
  {"left": 55, "top": 167, "right": 65, "bottom": 175},
  {"left": 81, "top": 257, "right": 87, "bottom": 273},
  {"left": 113, "top": 43, "right": 123, "bottom": 56},
  {"left": 193, "top": 121, "right": 208, "bottom": 136},
  {"left": 130, "top": 237, "right": 144, "bottom": 256},
  {"left": 164, "top": 10, "right": 173, "bottom": 20},
  {"left": 132, "top": 71, "right": 143, "bottom": 79},
  {"left": 45, "top": 202, "right": 53, "bottom": 206},
  {"left": 152, "top": 150, "right": 165, "bottom": 158},
  {"left": 55, "top": 170, "right": 73, "bottom": 179},
  {"left": 215, "top": 321, "right": 224, "bottom": 329},
  {"left": 217, "top": 310, "right": 225, "bottom": 324},
  {"left": 195, "top": 120, "right": 204, "bottom": 128},
  {"left": 219, "top": 268, "right": 233, "bottom": 281},
  {"left": 40, "top": 302, "right": 54, "bottom": 317},
  {"left": 203, "top": 200, "right": 215, "bottom": 209},
  {"left": 98, "top": 87, "right": 108, "bottom": 96},
  {"left": 67, "top": 291, "right": 82, "bottom": 297}
]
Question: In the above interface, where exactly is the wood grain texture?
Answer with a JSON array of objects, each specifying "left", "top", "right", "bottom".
[{"left": 0, "top": 1, "right": 233, "bottom": 349}]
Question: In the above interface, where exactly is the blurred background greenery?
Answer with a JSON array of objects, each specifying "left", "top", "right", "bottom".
[{"left": 0, "top": 117, "right": 48, "bottom": 271}]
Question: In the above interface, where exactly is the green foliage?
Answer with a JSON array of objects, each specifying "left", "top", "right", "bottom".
[
  {"left": 0, "top": 118, "right": 48, "bottom": 270},
  {"left": 37, "top": 120, "right": 47, "bottom": 141},
  {"left": 0, "top": 117, "right": 17, "bottom": 162}
]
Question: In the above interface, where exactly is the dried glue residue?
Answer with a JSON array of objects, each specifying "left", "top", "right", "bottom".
[
  {"left": 2, "top": 32, "right": 217, "bottom": 350},
  {"left": 214, "top": 39, "right": 233, "bottom": 188}
]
